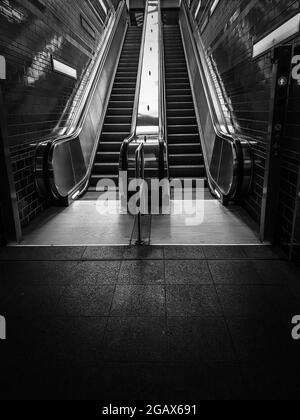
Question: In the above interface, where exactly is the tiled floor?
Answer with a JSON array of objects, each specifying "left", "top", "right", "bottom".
[
  {"left": 20, "top": 200, "right": 261, "bottom": 245},
  {"left": 0, "top": 245, "right": 299, "bottom": 400}
]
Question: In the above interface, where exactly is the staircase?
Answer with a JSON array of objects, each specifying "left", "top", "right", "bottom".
[
  {"left": 163, "top": 25, "right": 205, "bottom": 183},
  {"left": 89, "top": 26, "right": 142, "bottom": 191}
]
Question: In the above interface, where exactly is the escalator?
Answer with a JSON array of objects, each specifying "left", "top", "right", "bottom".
[
  {"left": 163, "top": 24, "right": 205, "bottom": 182},
  {"left": 89, "top": 26, "right": 143, "bottom": 191}
]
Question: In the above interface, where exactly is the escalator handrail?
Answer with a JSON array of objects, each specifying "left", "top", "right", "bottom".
[
  {"left": 35, "top": 2, "right": 126, "bottom": 198},
  {"left": 181, "top": 0, "right": 253, "bottom": 199},
  {"left": 119, "top": 0, "right": 150, "bottom": 172}
]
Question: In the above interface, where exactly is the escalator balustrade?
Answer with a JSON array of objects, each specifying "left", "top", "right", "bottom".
[{"left": 89, "top": 26, "right": 143, "bottom": 191}]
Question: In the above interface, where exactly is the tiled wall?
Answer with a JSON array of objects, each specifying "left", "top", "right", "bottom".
[
  {"left": 0, "top": 0, "right": 115, "bottom": 228},
  {"left": 191, "top": 0, "right": 300, "bottom": 250}
]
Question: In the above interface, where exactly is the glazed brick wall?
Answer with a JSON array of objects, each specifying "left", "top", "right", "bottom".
[
  {"left": 192, "top": 0, "right": 300, "bottom": 250},
  {"left": 0, "top": 0, "right": 114, "bottom": 228}
]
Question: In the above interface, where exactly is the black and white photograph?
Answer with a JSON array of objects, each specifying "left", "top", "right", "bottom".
[{"left": 0, "top": 0, "right": 300, "bottom": 403}]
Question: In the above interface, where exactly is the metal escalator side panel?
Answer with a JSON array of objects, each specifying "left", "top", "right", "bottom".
[
  {"left": 178, "top": 0, "right": 253, "bottom": 201},
  {"left": 36, "top": 2, "right": 128, "bottom": 201}
]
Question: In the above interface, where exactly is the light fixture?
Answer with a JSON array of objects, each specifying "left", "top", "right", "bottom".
[
  {"left": 210, "top": 0, "right": 220, "bottom": 16},
  {"left": 253, "top": 13, "right": 300, "bottom": 58},
  {"left": 0, "top": 55, "right": 6, "bottom": 80},
  {"left": 52, "top": 58, "right": 77, "bottom": 80},
  {"left": 195, "top": 1, "right": 201, "bottom": 19}
]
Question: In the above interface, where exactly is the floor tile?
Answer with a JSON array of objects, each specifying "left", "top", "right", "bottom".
[
  {"left": 0, "top": 261, "right": 79, "bottom": 286},
  {"left": 243, "top": 245, "right": 286, "bottom": 260},
  {"left": 118, "top": 260, "right": 164, "bottom": 284},
  {"left": 252, "top": 260, "right": 300, "bottom": 285},
  {"left": 1, "top": 284, "right": 66, "bottom": 318},
  {"left": 166, "top": 363, "right": 247, "bottom": 400},
  {"left": 209, "top": 261, "right": 262, "bottom": 285},
  {"left": 102, "top": 317, "right": 167, "bottom": 362},
  {"left": 216, "top": 285, "right": 274, "bottom": 318},
  {"left": 166, "top": 285, "right": 222, "bottom": 316},
  {"left": 123, "top": 246, "right": 164, "bottom": 260},
  {"left": 111, "top": 285, "right": 165, "bottom": 316},
  {"left": 58, "top": 285, "right": 115, "bottom": 316},
  {"left": 82, "top": 246, "right": 126, "bottom": 260},
  {"left": 203, "top": 246, "right": 246, "bottom": 259},
  {"left": 72, "top": 261, "right": 121, "bottom": 285},
  {"left": 164, "top": 246, "right": 205, "bottom": 260},
  {"left": 227, "top": 317, "right": 292, "bottom": 363},
  {"left": 167, "top": 317, "right": 236, "bottom": 362},
  {"left": 77, "top": 363, "right": 169, "bottom": 400},
  {"left": 262, "top": 285, "right": 300, "bottom": 320},
  {"left": 165, "top": 260, "right": 212, "bottom": 284},
  {"left": 0, "top": 247, "right": 85, "bottom": 261},
  {"left": 40, "top": 317, "right": 107, "bottom": 366},
  {"left": 241, "top": 362, "right": 300, "bottom": 400}
]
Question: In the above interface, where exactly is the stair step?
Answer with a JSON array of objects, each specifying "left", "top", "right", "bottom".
[
  {"left": 167, "top": 88, "right": 191, "bottom": 94},
  {"left": 90, "top": 175, "right": 119, "bottom": 187},
  {"left": 101, "top": 132, "right": 130, "bottom": 142},
  {"left": 167, "top": 102, "right": 194, "bottom": 110},
  {"left": 167, "top": 95, "right": 193, "bottom": 103},
  {"left": 103, "top": 123, "right": 131, "bottom": 132},
  {"left": 99, "top": 142, "right": 123, "bottom": 152},
  {"left": 169, "top": 154, "right": 203, "bottom": 165},
  {"left": 110, "top": 94, "right": 135, "bottom": 101},
  {"left": 168, "top": 133, "right": 200, "bottom": 143},
  {"left": 106, "top": 108, "right": 133, "bottom": 116},
  {"left": 93, "top": 162, "right": 119, "bottom": 175},
  {"left": 168, "top": 143, "right": 202, "bottom": 154},
  {"left": 167, "top": 116, "right": 197, "bottom": 125},
  {"left": 105, "top": 115, "right": 132, "bottom": 124},
  {"left": 167, "top": 109, "right": 196, "bottom": 117},
  {"left": 168, "top": 125, "right": 198, "bottom": 134},
  {"left": 108, "top": 101, "right": 134, "bottom": 108},
  {"left": 169, "top": 165, "right": 206, "bottom": 178},
  {"left": 96, "top": 152, "right": 120, "bottom": 163}
]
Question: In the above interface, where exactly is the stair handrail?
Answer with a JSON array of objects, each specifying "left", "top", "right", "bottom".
[{"left": 119, "top": 0, "right": 150, "bottom": 173}]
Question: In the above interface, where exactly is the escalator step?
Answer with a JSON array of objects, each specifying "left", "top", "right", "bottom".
[
  {"left": 169, "top": 165, "right": 206, "bottom": 178},
  {"left": 168, "top": 144, "right": 202, "bottom": 154},
  {"left": 167, "top": 109, "right": 196, "bottom": 117},
  {"left": 168, "top": 134, "right": 200, "bottom": 143},
  {"left": 168, "top": 125, "right": 198, "bottom": 134},
  {"left": 99, "top": 142, "right": 122, "bottom": 153},
  {"left": 106, "top": 108, "right": 133, "bottom": 116},
  {"left": 168, "top": 116, "right": 197, "bottom": 125},
  {"left": 108, "top": 101, "right": 135, "bottom": 108},
  {"left": 167, "top": 102, "right": 194, "bottom": 109},
  {"left": 93, "top": 163, "right": 119, "bottom": 175},
  {"left": 96, "top": 152, "right": 120, "bottom": 163},
  {"left": 90, "top": 175, "right": 119, "bottom": 188},
  {"left": 105, "top": 116, "right": 132, "bottom": 124},
  {"left": 103, "top": 124, "right": 131, "bottom": 132},
  {"left": 169, "top": 154, "right": 203, "bottom": 165}
]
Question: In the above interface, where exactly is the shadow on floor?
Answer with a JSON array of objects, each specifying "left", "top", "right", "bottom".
[{"left": 0, "top": 245, "right": 299, "bottom": 400}]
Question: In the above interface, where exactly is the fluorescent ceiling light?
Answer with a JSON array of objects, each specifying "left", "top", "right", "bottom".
[
  {"left": 253, "top": 13, "right": 300, "bottom": 58},
  {"left": 52, "top": 58, "right": 77, "bottom": 79},
  {"left": 210, "top": 0, "right": 220, "bottom": 15},
  {"left": 0, "top": 55, "right": 6, "bottom": 80},
  {"left": 195, "top": 1, "right": 201, "bottom": 19},
  {"left": 98, "top": 0, "right": 107, "bottom": 15}
]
